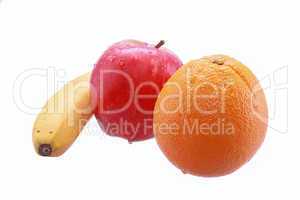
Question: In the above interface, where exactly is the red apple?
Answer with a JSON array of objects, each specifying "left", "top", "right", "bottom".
[{"left": 90, "top": 40, "right": 182, "bottom": 142}]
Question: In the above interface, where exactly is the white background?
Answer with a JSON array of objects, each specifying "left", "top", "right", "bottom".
[{"left": 0, "top": 0, "right": 299, "bottom": 199}]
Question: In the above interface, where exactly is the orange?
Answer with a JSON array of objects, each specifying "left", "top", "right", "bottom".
[{"left": 153, "top": 55, "right": 268, "bottom": 177}]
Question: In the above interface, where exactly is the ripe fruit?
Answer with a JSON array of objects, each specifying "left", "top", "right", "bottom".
[
  {"left": 91, "top": 40, "right": 182, "bottom": 142},
  {"left": 153, "top": 55, "right": 268, "bottom": 177},
  {"left": 33, "top": 72, "right": 94, "bottom": 157}
]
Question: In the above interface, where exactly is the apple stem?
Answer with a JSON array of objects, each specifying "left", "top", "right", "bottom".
[{"left": 155, "top": 40, "right": 165, "bottom": 48}]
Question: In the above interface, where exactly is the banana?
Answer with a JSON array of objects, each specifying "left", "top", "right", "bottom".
[{"left": 32, "top": 72, "right": 94, "bottom": 157}]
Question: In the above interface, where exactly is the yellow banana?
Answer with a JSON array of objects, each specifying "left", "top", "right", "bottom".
[{"left": 32, "top": 72, "right": 94, "bottom": 157}]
